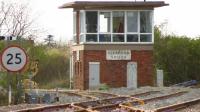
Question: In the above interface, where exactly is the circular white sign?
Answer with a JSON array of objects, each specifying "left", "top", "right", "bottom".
[{"left": 1, "top": 46, "right": 28, "bottom": 72}]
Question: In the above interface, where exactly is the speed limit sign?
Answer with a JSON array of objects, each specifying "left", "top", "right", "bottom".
[{"left": 1, "top": 45, "right": 28, "bottom": 72}]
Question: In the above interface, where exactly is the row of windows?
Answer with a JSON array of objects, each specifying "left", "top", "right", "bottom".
[
  {"left": 73, "top": 10, "right": 153, "bottom": 43},
  {"left": 79, "top": 34, "right": 152, "bottom": 42}
]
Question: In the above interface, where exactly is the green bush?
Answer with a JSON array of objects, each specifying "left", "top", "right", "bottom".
[
  {"left": 39, "top": 79, "right": 70, "bottom": 89},
  {"left": 98, "top": 83, "right": 109, "bottom": 90},
  {"left": 0, "top": 86, "right": 7, "bottom": 106},
  {"left": 154, "top": 26, "right": 200, "bottom": 85}
]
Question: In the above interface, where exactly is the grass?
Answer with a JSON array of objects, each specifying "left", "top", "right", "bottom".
[
  {"left": 98, "top": 83, "right": 109, "bottom": 90},
  {"left": 0, "top": 92, "right": 7, "bottom": 106},
  {"left": 39, "top": 79, "right": 70, "bottom": 89}
]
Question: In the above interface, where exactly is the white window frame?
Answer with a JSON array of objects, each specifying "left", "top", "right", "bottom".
[
  {"left": 79, "top": 10, "right": 86, "bottom": 44},
  {"left": 139, "top": 10, "right": 154, "bottom": 43},
  {"left": 126, "top": 11, "right": 139, "bottom": 43},
  {"left": 84, "top": 10, "right": 98, "bottom": 43},
  {"left": 73, "top": 11, "right": 77, "bottom": 45},
  {"left": 112, "top": 11, "right": 125, "bottom": 43},
  {"left": 76, "top": 10, "right": 154, "bottom": 44},
  {"left": 98, "top": 11, "right": 112, "bottom": 43}
]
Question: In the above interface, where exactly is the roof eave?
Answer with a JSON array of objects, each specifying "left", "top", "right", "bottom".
[{"left": 59, "top": 1, "right": 169, "bottom": 9}]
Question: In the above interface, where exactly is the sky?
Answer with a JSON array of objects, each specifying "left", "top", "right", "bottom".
[{"left": 1, "top": 0, "right": 200, "bottom": 43}]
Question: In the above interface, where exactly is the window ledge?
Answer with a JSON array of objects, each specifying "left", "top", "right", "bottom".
[{"left": 79, "top": 42, "right": 153, "bottom": 45}]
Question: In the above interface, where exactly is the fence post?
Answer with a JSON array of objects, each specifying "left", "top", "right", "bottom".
[{"left": 157, "top": 69, "right": 164, "bottom": 87}]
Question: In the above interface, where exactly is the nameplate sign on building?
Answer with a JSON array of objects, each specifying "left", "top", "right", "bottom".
[{"left": 106, "top": 50, "right": 131, "bottom": 60}]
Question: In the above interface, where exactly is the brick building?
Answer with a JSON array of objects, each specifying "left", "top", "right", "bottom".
[{"left": 60, "top": 1, "right": 168, "bottom": 90}]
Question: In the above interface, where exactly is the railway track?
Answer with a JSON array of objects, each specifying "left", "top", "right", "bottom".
[
  {"left": 16, "top": 104, "right": 86, "bottom": 112},
  {"left": 154, "top": 98, "right": 200, "bottom": 112},
  {"left": 130, "top": 91, "right": 161, "bottom": 98},
  {"left": 75, "top": 91, "right": 118, "bottom": 100},
  {"left": 61, "top": 91, "right": 98, "bottom": 100},
  {"left": 143, "top": 91, "right": 187, "bottom": 103},
  {"left": 11, "top": 90, "right": 200, "bottom": 112}
]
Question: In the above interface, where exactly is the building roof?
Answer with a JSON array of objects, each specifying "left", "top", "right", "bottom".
[{"left": 59, "top": 1, "right": 168, "bottom": 10}]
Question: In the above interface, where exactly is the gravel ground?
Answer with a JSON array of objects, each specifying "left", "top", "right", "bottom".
[
  {"left": 58, "top": 93, "right": 92, "bottom": 103},
  {"left": 0, "top": 104, "right": 47, "bottom": 112}
]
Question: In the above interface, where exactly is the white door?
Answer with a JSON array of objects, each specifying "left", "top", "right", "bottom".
[
  {"left": 89, "top": 62, "right": 100, "bottom": 89},
  {"left": 127, "top": 62, "right": 137, "bottom": 88}
]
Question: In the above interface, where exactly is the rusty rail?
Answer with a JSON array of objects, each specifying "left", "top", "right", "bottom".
[
  {"left": 154, "top": 98, "right": 200, "bottom": 112},
  {"left": 61, "top": 91, "right": 98, "bottom": 100},
  {"left": 16, "top": 103, "right": 86, "bottom": 112},
  {"left": 120, "top": 104, "right": 146, "bottom": 112},
  {"left": 91, "top": 104, "right": 119, "bottom": 112},
  {"left": 144, "top": 91, "right": 187, "bottom": 103},
  {"left": 130, "top": 91, "right": 161, "bottom": 98},
  {"left": 74, "top": 96, "right": 130, "bottom": 108},
  {"left": 89, "top": 91, "right": 119, "bottom": 98},
  {"left": 119, "top": 91, "right": 188, "bottom": 110}
]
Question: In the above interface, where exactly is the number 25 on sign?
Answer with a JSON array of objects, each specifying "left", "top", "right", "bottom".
[{"left": 1, "top": 46, "right": 28, "bottom": 72}]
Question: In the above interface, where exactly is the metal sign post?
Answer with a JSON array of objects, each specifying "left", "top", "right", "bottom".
[
  {"left": 1, "top": 45, "right": 28, "bottom": 105},
  {"left": 8, "top": 83, "right": 11, "bottom": 105},
  {"left": 28, "top": 72, "right": 33, "bottom": 93}
]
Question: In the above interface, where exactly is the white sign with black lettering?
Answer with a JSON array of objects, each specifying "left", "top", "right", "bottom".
[
  {"left": 1, "top": 46, "right": 28, "bottom": 72},
  {"left": 106, "top": 50, "right": 131, "bottom": 60}
]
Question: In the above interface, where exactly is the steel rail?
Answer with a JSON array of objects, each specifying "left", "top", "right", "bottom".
[
  {"left": 61, "top": 91, "right": 98, "bottom": 100},
  {"left": 143, "top": 91, "right": 188, "bottom": 103},
  {"left": 120, "top": 104, "right": 146, "bottom": 112},
  {"left": 16, "top": 103, "right": 85, "bottom": 112},
  {"left": 89, "top": 91, "right": 119, "bottom": 98},
  {"left": 91, "top": 104, "right": 119, "bottom": 112},
  {"left": 74, "top": 96, "right": 129, "bottom": 108},
  {"left": 118, "top": 91, "right": 188, "bottom": 111},
  {"left": 153, "top": 98, "right": 200, "bottom": 112},
  {"left": 130, "top": 91, "right": 161, "bottom": 97}
]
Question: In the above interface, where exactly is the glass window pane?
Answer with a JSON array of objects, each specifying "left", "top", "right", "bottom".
[
  {"left": 113, "top": 34, "right": 124, "bottom": 42},
  {"left": 140, "top": 34, "right": 152, "bottom": 42},
  {"left": 127, "top": 34, "right": 138, "bottom": 42},
  {"left": 100, "top": 12, "right": 111, "bottom": 33},
  {"left": 73, "top": 12, "right": 76, "bottom": 35},
  {"left": 80, "top": 11, "right": 84, "bottom": 33},
  {"left": 140, "top": 11, "right": 152, "bottom": 33},
  {"left": 127, "top": 11, "right": 138, "bottom": 32},
  {"left": 86, "top": 34, "right": 97, "bottom": 42},
  {"left": 80, "top": 34, "right": 84, "bottom": 43},
  {"left": 86, "top": 11, "right": 97, "bottom": 33},
  {"left": 113, "top": 11, "right": 124, "bottom": 33},
  {"left": 99, "top": 34, "right": 111, "bottom": 42},
  {"left": 73, "top": 35, "right": 76, "bottom": 43}
]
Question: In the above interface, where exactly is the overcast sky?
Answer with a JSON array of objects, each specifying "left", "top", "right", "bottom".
[{"left": 1, "top": 0, "right": 200, "bottom": 43}]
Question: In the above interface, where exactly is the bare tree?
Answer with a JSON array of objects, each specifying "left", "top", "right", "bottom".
[
  {"left": 44, "top": 35, "right": 56, "bottom": 47},
  {"left": 0, "top": 1, "right": 41, "bottom": 40},
  {"left": 0, "top": 1, "right": 11, "bottom": 34}
]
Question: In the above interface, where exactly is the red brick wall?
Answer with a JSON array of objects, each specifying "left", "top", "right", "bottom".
[
  {"left": 133, "top": 51, "right": 154, "bottom": 86},
  {"left": 73, "top": 51, "right": 85, "bottom": 89},
  {"left": 73, "top": 50, "right": 154, "bottom": 90}
]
